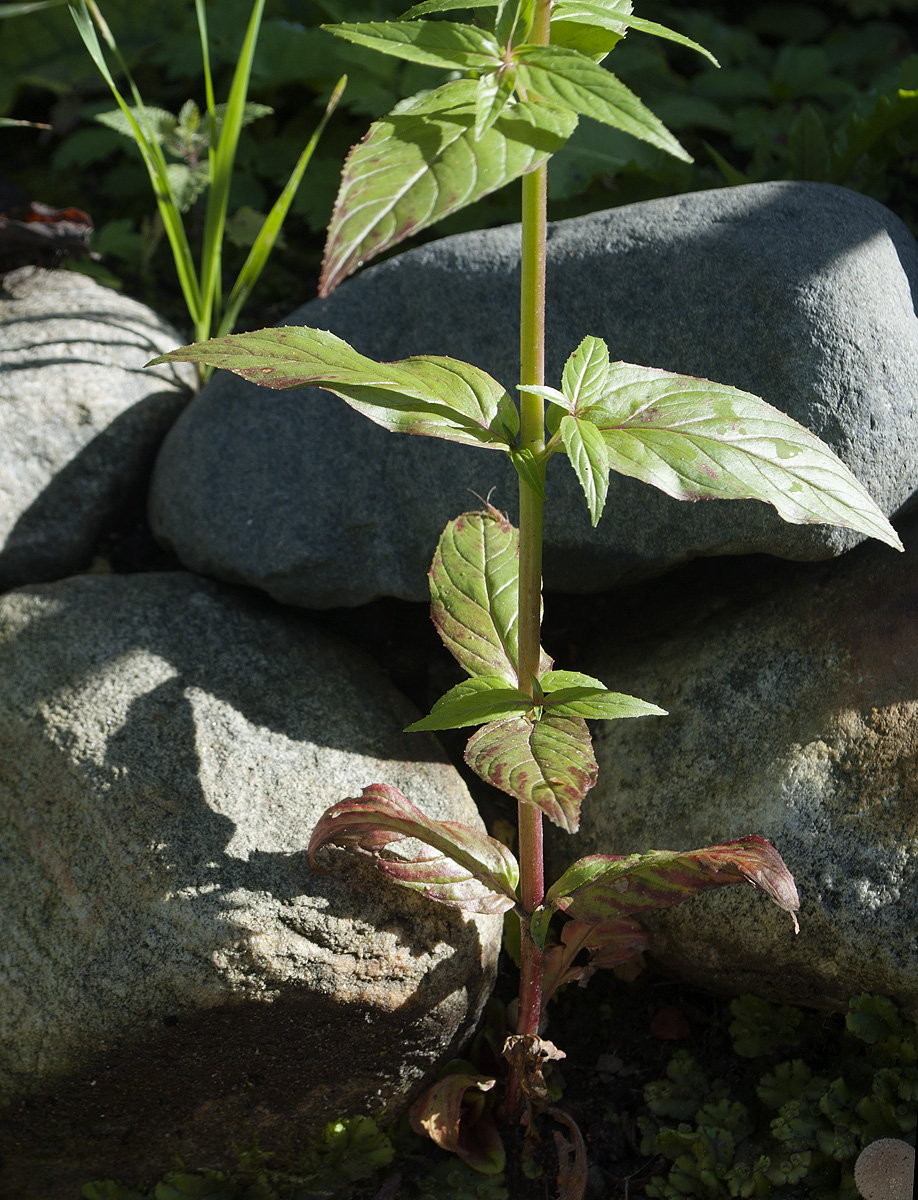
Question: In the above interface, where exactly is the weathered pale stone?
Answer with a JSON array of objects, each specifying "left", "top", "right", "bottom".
[
  {"left": 545, "top": 515, "right": 918, "bottom": 1017},
  {"left": 0, "top": 267, "right": 196, "bottom": 590},
  {"left": 0, "top": 572, "right": 500, "bottom": 1197},
  {"left": 149, "top": 182, "right": 918, "bottom": 607}
]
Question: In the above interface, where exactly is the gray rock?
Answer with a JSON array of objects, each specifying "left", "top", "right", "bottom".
[
  {"left": 544, "top": 515, "right": 918, "bottom": 1018},
  {"left": 0, "top": 267, "right": 196, "bottom": 590},
  {"left": 0, "top": 572, "right": 500, "bottom": 1197},
  {"left": 149, "top": 181, "right": 918, "bottom": 608}
]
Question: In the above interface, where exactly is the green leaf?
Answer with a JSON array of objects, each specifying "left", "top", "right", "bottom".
[
  {"left": 308, "top": 782, "right": 520, "bottom": 914},
  {"left": 496, "top": 0, "right": 534, "bottom": 46},
  {"left": 430, "top": 510, "right": 552, "bottom": 683},
  {"left": 510, "top": 445, "right": 547, "bottom": 499},
  {"left": 544, "top": 835, "right": 800, "bottom": 931},
  {"left": 539, "top": 669, "right": 666, "bottom": 720},
  {"left": 320, "top": 79, "right": 577, "bottom": 294},
  {"left": 405, "top": 676, "right": 534, "bottom": 731},
  {"left": 474, "top": 69, "right": 517, "bottom": 140},
  {"left": 560, "top": 414, "right": 609, "bottom": 525},
  {"left": 149, "top": 326, "right": 516, "bottom": 451},
  {"left": 401, "top": 0, "right": 497, "bottom": 16},
  {"left": 583, "top": 361, "right": 904, "bottom": 551},
  {"left": 552, "top": 4, "right": 719, "bottom": 67},
  {"left": 561, "top": 334, "right": 610, "bottom": 410},
  {"left": 787, "top": 103, "right": 830, "bottom": 182},
  {"left": 464, "top": 712, "right": 597, "bottom": 833},
  {"left": 514, "top": 44, "right": 691, "bottom": 162},
  {"left": 95, "top": 104, "right": 177, "bottom": 144},
  {"left": 831, "top": 84, "right": 918, "bottom": 184},
  {"left": 322, "top": 20, "right": 501, "bottom": 72}
]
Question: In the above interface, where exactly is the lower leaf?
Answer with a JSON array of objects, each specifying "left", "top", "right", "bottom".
[
  {"left": 308, "top": 783, "right": 519, "bottom": 913},
  {"left": 544, "top": 835, "right": 800, "bottom": 931},
  {"left": 410, "top": 1071, "right": 505, "bottom": 1175}
]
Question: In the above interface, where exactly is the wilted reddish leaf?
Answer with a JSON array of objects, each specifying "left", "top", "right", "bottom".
[
  {"left": 540, "top": 918, "right": 647, "bottom": 1008},
  {"left": 550, "top": 1107, "right": 589, "bottom": 1200},
  {"left": 308, "top": 783, "right": 519, "bottom": 913},
  {"left": 410, "top": 1071, "right": 505, "bottom": 1174}
]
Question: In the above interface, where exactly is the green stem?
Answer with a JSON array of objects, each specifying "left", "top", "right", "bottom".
[{"left": 514, "top": 0, "right": 552, "bottom": 1047}]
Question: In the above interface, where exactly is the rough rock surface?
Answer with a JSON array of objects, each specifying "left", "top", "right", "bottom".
[
  {"left": 0, "top": 267, "right": 196, "bottom": 590},
  {"left": 0, "top": 572, "right": 500, "bottom": 1197},
  {"left": 544, "top": 516, "right": 918, "bottom": 1018},
  {"left": 149, "top": 181, "right": 918, "bottom": 607}
]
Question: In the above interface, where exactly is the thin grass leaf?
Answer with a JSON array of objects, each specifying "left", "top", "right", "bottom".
[
  {"left": 220, "top": 75, "right": 347, "bottom": 336},
  {"left": 200, "top": 0, "right": 267, "bottom": 340}
]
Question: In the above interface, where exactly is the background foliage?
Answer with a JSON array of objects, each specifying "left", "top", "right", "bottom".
[{"left": 2, "top": 0, "right": 918, "bottom": 331}]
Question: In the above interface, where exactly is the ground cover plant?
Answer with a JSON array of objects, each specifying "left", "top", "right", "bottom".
[{"left": 149, "top": 1, "right": 907, "bottom": 1194}]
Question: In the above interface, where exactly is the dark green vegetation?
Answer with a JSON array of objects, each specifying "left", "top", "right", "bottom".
[
  {"left": 77, "top": 982, "right": 918, "bottom": 1198},
  {"left": 2, "top": 0, "right": 918, "bottom": 331}
]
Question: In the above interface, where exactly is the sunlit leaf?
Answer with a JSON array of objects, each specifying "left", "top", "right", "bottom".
[
  {"left": 539, "top": 669, "right": 666, "bottom": 720},
  {"left": 560, "top": 413, "right": 609, "bottom": 525},
  {"left": 464, "top": 712, "right": 596, "bottom": 833},
  {"left": 514, "top": 44, "right": 691, "bottom": 161},
  {"left": 320, "top": 79, "right": 577, "bottom": 293},
  {"left": 583, "top": 360, "right": 903, "bottom": 551},
  {"left": 552, "top": 3, "right": 719, "bottom": 66},
  {"left": 561, "top": 334, "right": 610, "bottom": 410},
  {"left": 430, "top": 510, "right": 552, "bottom": 683},
  {"left": 404, "top": 675, "right": 534, "bottom": 731},
  {"left": 475, "top": 69, "right": 517, "bottom": 141},
  {"left": 322, "top": 20, "right": 501, "bottom": 72},
  {"left": 149, "top": 326, "right": 516, "bottom": 450},
  {"left": 308, "top": 783, "right": 519, "bottom": 913},
  {"left": 401, "top": 0, "right": 497, "bottom": 16},
  {"left": 410, "top": 1071, "right": 505, "bottom": 1174},
  {"left": 543, "top": 835, "right": 801, "bottom": 932}
]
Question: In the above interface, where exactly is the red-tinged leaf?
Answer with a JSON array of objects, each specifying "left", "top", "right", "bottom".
[
  {"left": 376, "top": 841, "right": 517, "bottom": 914},
  {"left": 544, "top": 834, "right": 800, "bottom": 931},
  {"left": 149, "top": 326, "right": 516, "bottom": 451},
  {"left": 464, "top": 713, "right": 597, "bottom": 833},
  {"left": 320, "top": 79, "right": 577, "bottom": 294},
  {"left": 430, "top": 510, "right": 552, "bottom": 684},
  {"left": 308, "top": 783, "right": 519, "bottom": 912},
  {"left": 540, "top": 917, "right": 646, "bottom": 1007},
  {"left": 539, "top": 668, "right": 666, "bottom": 720},
  {"left": 410, "top": 1072, "right": 506, "bottom": 1174}
]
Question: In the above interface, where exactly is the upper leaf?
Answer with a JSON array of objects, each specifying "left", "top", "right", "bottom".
[
  {"left": 464, "top": 712, "right": 597, "bottom": 833},
  {"left": 539, "top": 669, "right": 666, "bottom": 720},
  {"left": 320, "top": 79, "right": 577, "bottom": 294},
  {"left": 322, "top": 21, "right": 501, "bottom": 72},
  {"left": 552, "top": 3, "right": 719, "bottom": 66},
  {"left": 561, "top": 334, "right": 611, "bottom": 410},
  {"left": 149, "top": 326, "right": 516, "bottom": 451},
  {"left": 308, "top": 782, "right": 520, "bottom": 913},
  {"left": 543, "top": 834, "right": 801, "bottom": 932},
  {"left": 430, "top": 510, "right": 552, "bottom": 684},
  {"left": 405, "top": 675, "right": 534, "bottom": 731},
  {"left": 514, "top": 44, "right": 691, "bottom": 162},
  {"left": 402, "top": 0, "right": 497, "bottom": 15},
  {"left": 584, "top": 360, "right": 903, "bottom": 551}
]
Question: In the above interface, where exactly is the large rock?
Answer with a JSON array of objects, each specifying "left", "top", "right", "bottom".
[
  {"left": 544, "top": 515, "right": 918, "bottom": 1018},
  {"left": 0, "top": 572, "right": 500, "bottom": 1198},
  {"left": 0, "top": 267, "right": 196, "bottom": 591},
  {"left": 149, "top": 181, "right": 918, "bottom": 608}
]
